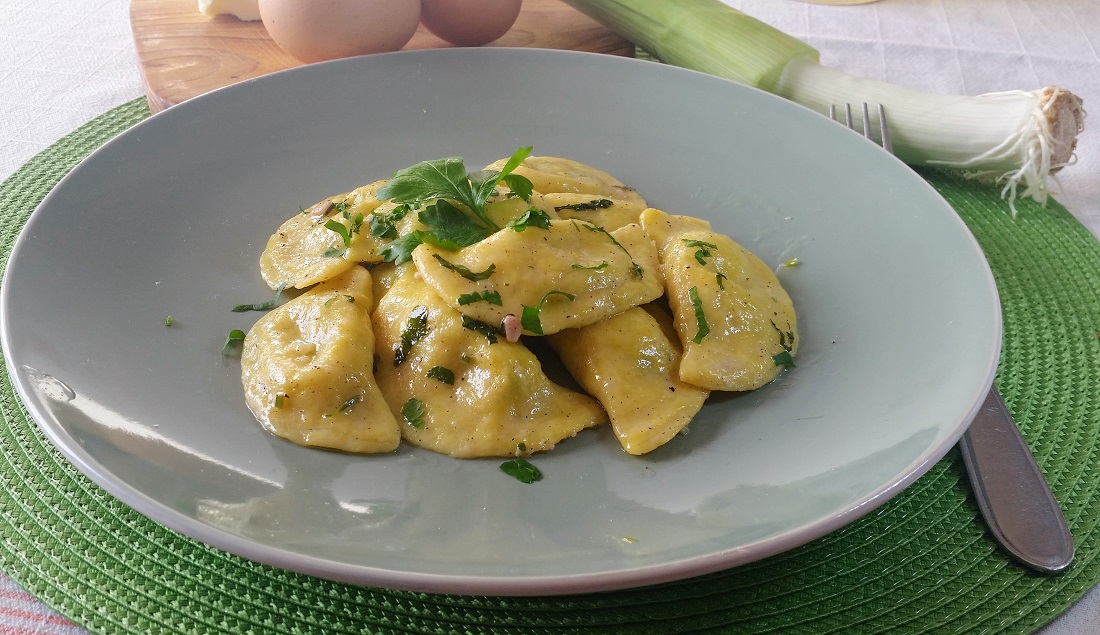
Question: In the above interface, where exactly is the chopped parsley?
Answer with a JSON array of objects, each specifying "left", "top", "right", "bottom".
[
  {"left": 394, "top": 306, "right": 429, "bottom": 366},
  {"left": 432, "top": 253, "right": 496, "bottom": 281},
  {"left": 554, "top": 198, "right": 613, "bottom": 212},
  {"left": 520, "top": 290, "right": 576, "bottom": 336},
  {"left": 461, "top": 315, "right": 501, "bottom": 344},
  {"left": 683, "top": 239, "right": 718, "bottom": 266},
  {"left": 324, "top": 394, "right": 361, "bottom": 418},
  {"left": 221, "top": 329, "right": 246, "bottom": 356},
  {"left": 772, "top": 322, "right": 796, "bottom": 367},
  {"left": 582, "top": 223, "right": 644, "bottom": 279},
  {"left": 716, "top": 272, "right": 728, "bottom": 289},
  {"left": 688, "top": 286, "right": 710, "bottom": 344},
  {"left": 274, "top": 393, "right": 286, "bottom": 408},
  {"left": 402, "top": 398, "right": 426, "bottom": 428},
  {"left": 500, "top": 458, "right": 542, "bottom": 483},
  {"left": 323, "top": 205, "right": 365, "bottom": 258},
  {"left": 572, "top": 261, "right": 609, "bottom": 271},
  {"left": 505, "top": 208, "right": 552, "bottom": 232},
  {"left": 163, "top": 316, "right": 173, "bottom": 327},
  {"left": 426, "top": 366, "right": 456, "bottom": 385},
  {"left": 368, "top": 203, "right": 411, "bottom": 239},
  {"left": 457, "top": 290, "right": 503, "bottom": 306},
  {"left": 232, "top": 283, "right": 288, "bottom": 312}
]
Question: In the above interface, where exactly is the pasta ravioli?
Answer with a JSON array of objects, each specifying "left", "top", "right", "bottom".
[{"left": 239, "top": 148, "right": 798, "bottom": 458}]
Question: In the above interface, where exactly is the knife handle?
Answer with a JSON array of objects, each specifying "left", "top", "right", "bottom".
[{"left": 958, "top": 388, "right": 1074, "bottom": 573}]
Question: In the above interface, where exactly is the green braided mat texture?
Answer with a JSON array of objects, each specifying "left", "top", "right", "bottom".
[{"left": 0, "top": 98, "right": 1098, "bottom": 635}]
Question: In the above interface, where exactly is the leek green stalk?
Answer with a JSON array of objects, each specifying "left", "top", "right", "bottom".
[{"left": 563, "top": 0, "right": 1084, "bottom": 211}]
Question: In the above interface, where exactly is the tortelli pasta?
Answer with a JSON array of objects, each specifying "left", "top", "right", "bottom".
[{"left": 240, "top": 149, "right": 798, "bottom": 458}]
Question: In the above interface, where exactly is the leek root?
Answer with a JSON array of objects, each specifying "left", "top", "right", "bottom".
[{"left": 563, "top": 0, "right": 1085, "bottom": 211}]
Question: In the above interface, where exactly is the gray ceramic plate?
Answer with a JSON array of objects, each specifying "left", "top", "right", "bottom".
[{"left": 0, "top": 48, "right": 1000, "bottom": 595}]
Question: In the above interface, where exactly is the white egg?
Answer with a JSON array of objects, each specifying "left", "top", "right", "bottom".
[
  {"left": 420, "top": 0, "right": 523, "bottom": 47},
  {"left": 259, "top": 0, "right": 422, "bottom": 63}
]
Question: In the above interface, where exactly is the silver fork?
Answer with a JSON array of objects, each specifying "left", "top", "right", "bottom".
[{"left": 832, "top": 104, "right": 1075, "bottom": 574}]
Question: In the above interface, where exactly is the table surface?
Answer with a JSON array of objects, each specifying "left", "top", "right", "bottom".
[{"left": 1, "top": 0, "right": 1097, "bottom": 633}]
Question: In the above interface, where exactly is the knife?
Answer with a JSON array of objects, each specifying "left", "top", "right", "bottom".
[{"left": 958, "top": 388, "right": 1074, "bottom": 573}]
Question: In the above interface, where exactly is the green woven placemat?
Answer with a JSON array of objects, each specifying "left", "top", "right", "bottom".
[{"left": 1, "top": 98, "right": 1098, "bottom": 635}]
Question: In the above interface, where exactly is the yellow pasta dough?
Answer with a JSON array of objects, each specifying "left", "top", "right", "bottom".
[
  {"left": 240, "top": 266, "right": 401, "bottom": 453},
  {"left": 372, "top": 270, "right": 607, "bottom": 457},
  {"left": 547, "top": 304, "right": 710, "bottom": 455},
  {"left": 640, "top": 208, "right": 798, "bottom": 392}
]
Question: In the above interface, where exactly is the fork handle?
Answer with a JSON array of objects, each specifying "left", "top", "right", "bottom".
[{"left": 958, "top": 388, "right": 1074, "bottom": 573}]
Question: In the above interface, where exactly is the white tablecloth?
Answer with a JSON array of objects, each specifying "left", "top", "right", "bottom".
[{"left": 1, "top": 0, "right": 1097, "bottom": 632}]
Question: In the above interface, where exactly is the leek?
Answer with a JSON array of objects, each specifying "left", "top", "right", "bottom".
[{"left": 562, "top": 0, "right": 1085, "bottom": 211}]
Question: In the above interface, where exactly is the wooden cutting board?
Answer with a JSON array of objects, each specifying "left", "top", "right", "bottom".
[{"left": 130, "top": 0, "right": 635, "bottom": 113}]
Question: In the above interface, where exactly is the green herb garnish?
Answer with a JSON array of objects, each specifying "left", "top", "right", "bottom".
[
  {"left": 461, "top": 315, "right": 501, "bottom": 344},
  {"left": 571, "top": 261, "right": 609, "bottom": 271},
  {"left": 232, "top": 283, "right": 287, "bottom": 312},
  {"left": 773, "top": 351, "right": 795, "bottom": 367},
  {"left": 716, "top": 272, "right": 728, "bottom": 289},
  {"left": 324, "top": 207, "right": 365, "bottom": 257},
  {"left": 222, "top": 329, "right": 246, "bottom": 356},
  {"left": 426, "top": 366, "right": 456, "bottom": 385},
  {"left": 688, "top": 286, "right": 710, "bottom": 344},
  {"left": 582, "top": 223, "right": 643, "bottom": 279},
  {"left": 377, "top": 200, "right": 495, "bottom": 264},
  {"left": 457, "top": 290, "right": 503, "bottom": 306},
  {"left": 375, "top": 146, "right": 532, "bottom": 231},
  {"left": 500, "top": 458, "right": 542, "bottom": 483},
  {"left": 164, "top": 316, "right": 173, "bottom": 327},
  {"left": 505, "top": 208, "right": 552, "bottom": 232},
  {"left": 402, "top": 398, "right": 426, "bottom": 428},
  {"left": 520, "top": 290, "right": 576, "bottom": 335},
  {"left": 554, "top": 199, "right": 613, "bottom": 212},
  {"left": 368, "top": 203, "right": 411, "bottom": 239},
  {"left": 324, "top": 394, "right": 362, "bottom": 418},
  {"left": 274, "top": 393, "right": 286, "bottom": 408},
  {"left": 432, "top": 254, "right": 496, "bottom": 281},
  {"left": 394, "top": 306, "right": 429, "bottom": 366},
  {"left": 683, "top": 239, "right": 718, "bottom": 266}
]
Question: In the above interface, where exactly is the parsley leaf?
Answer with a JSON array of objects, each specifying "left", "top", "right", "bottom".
[
  {"left": 375, "top": 146, "right": 532, "bottom": 230},
  {"left": 520, "top": 290, "right": 576, "bottom": 336},
  {"left": 683, "top": 239, "right": 718, "bottom": 266},
  {"left": 689, "top": 286, "right": 710, "bottom": 344},
  {"left": 500, "top": 458, "right": 542, "bottom": 483},
  {"left": 773, "top": 351, "right": 796, "bottom": 367},
  {"left": 582, "top": 223, "right": 643, "bottom": 279},
  {"left": 394, "top": 306, "right": 429, "bottom": 366},
  {"left": 232, "top": 283, "right": 288, "bottom": 312},
  {"left": 461, "top": 315, "right": 501, "bottom": 344},
  {"left": 222, "top": 329, "right": 246, "bottom": 356},
  {"left": 505, "top": 208, "right": 552, "bottom": 232},
  {"left": 571, "top": 261, "right": 609, "bottom": 271},
  {"left": 458, "top": 290, "right": 503, "bottom": 306},
  {"left": 432, "top": 253, "right": 496, "bottom": 281},
  {"left": 426, "top": 366, "right": 456, "bottom": 385},
  {"left": 324, "top": 394, "right": 362, "bottom": 418},
  {"left": 418, "top": 200, "right": 494, "bottom": 248},
  {"left": 554, "top": 198, "right": 613, "bottom": 212},
  {"left": 377, "top": 200, "right": 494, "bottom": 265},
  {"left": 368, "top": 203, "right": 411, "bottom": 239},
  {"left": 402, "top": 398, "right": 426, "bottom": 428}
]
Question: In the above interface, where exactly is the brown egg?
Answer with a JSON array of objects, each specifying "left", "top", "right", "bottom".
[
  {"left": 259, "top": 0, "right": 422, "bottom": 63},
  {"left": 420, "top": 0, "right": 523, "bottom": 47}
]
